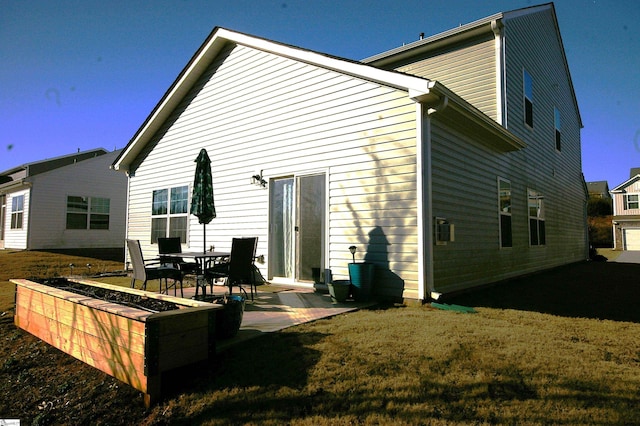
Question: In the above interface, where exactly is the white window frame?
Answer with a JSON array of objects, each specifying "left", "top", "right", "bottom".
[
  {"left": 151, "top": 185, "right": 189, "bottom": 244},
  {"left": 66, "top": 196, "right": 110, "bottom": 230},
  {"left": 523, "top": 69, "right": 533, "bottom": 128},
  {"left": 528, "top": 189, "right": 545, "bottom": 246},
  {"left": 624, "top": 194, "right": 639, "bottom": 210},
  {"left": 498, "top": 177, "right": 512, "bottom": 248},
  {"left": 554, "top": 107, "right": 561, "bottom": 151},
  {"left": 10, "top": 195, "right": 24, "bottom": 229}
]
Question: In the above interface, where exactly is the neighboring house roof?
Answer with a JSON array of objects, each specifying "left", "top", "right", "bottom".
[
  {"left": 611, "top": 169, "right": 640, "bottom": 193},
  {"left": 611, "top": 176, "right": 640, "bottom": 193},
  {"left": 362, "top": 2, "right": 582, "bottom": 129},
  {"left": 112, "top": 26, "right": 526, "bottom": 172},
  {"left": 0, "top": 148, "right": 108, "bottom": 193},
  {"left": 587, "top": 181, "right": 610, "bottom": 198}
]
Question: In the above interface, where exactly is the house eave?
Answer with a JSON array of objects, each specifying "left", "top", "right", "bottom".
[
  {"left": 424, "top": 82, "right": 525, "bottom": 152},
  {"left": 0, "top": 179, "right": 31, "bottom": 194},
  {"left": 362, "top": 13, "right": 504, "bottom": 66}
]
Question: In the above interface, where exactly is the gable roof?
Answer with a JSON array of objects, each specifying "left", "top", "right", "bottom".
[
  {"left": 611, "top": 176, "right": 640, "bottom": 193},
  {"left": 0, "top": 148, "right": 110, "bottom": 193},
  {"left": 362, "top": 3, "right": 582, "bottom": 128},
  {"left": 112, "top": 27, "right": 525, "bottom": 172},
  {"left": 0, "top": 148, "right": 108, "bottom": 178},
  {"left": 611, "top": 169, "right": 640, "bottom": 193}
]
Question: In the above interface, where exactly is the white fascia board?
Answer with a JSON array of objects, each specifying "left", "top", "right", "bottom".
[{"left": 223, "top": 29, "right": 433, "bottom": 93}]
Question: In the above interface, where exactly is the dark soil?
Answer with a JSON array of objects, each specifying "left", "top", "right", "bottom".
[{"left": 32, "top": 277, "right": 180, "bottom": 313}]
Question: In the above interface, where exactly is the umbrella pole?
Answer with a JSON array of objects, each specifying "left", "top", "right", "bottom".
[{"left": 203, "top": 223, "right": 206, "bottom": 254}]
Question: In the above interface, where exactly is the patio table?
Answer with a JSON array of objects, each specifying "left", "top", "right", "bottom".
[{"left": 161, "top": 251, "right": 230, "bottom": 298}]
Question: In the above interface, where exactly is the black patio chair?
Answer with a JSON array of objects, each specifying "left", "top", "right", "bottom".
[
  {"left": 204, "top": 237, "right": 258, "bottom": 300},
  {"left": 127, "top": 239, "right": 183, "bottom": 297},
  {"left": 157, "top": 237, "right": 200, "bottom": 275}
]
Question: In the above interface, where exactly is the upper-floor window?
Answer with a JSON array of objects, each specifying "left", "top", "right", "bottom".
[
  {"left": 624, "top": 194, "right": 639, "bottom": 210},
  {"left": 523, "top": 70, "right": 533, "bottom": 128},
  {"left": 498, "top": 178, "right": 512, "bottom": 248},
  {"left": 10, "top": 195, "right": 24, "bottom": 229},
  {"left": 528, "top": 189, "right": 545, "bottom": 246},
  {"left": 151, "top": 185, "right": 189, "bottom": 243},
  {"left": 66, "top": 196, "right": 110, "bottom": 230},
  {"left": 554, "top": 107, "right": 561, "bottom": 151}
]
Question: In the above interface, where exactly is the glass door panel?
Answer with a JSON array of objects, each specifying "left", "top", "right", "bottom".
[{"left": 296, "top": 174, "right": 325, "bottom": 282}]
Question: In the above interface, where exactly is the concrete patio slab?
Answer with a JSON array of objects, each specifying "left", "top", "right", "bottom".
[{"left": 178, "top": 284, "right": 371, "bottom": 352}]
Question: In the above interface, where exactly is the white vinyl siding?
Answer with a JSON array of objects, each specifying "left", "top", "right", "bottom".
[
  {"left": 613, "top": 180, "right": 640, "bottom": 216},
  {"left": 3, "top": 189, "right": 29, "bottom": 249},
  {"left": 393, "top": 35, "right": 498, "bottom": 121},
  {"left": 25, "top": 151, "right": 127, "bottom": 250},
  {"left": 126, "top": 44, "right": 419, "bottom": 298}
]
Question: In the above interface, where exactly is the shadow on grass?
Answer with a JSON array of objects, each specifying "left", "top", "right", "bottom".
[
  {"left": 446, "top": 261, "right": 640, "bottom": 323},
  {"left": 159, "top": 330, "right": 327, "bottom": 419}
]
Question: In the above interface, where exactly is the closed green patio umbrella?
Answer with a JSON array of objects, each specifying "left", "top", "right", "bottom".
[{"left": 191, "top": 148, "right": 216, "bottom": 253}]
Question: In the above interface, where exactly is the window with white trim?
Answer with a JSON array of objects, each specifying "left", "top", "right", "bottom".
[
  {"left": 523, "top": 69, "right": 533, "bottom": 128},
  {"left": 499, "top": 178, "right": 512, "bottom": 248},
  {"left": 528, "top": 189, "right": 545, "bottom": 246},
  {"left": 624, "top": 194, "right": 639, "bottom": 210},
  {"left": 151, "top": 185, "right": 189, "bottom": 243},
  {"left": 10, "top": 195, "right": 24, "bottom": 229},
  {"left": 554, "top": 107, "right": 561, "bottom": 151},
  {"left": 66, "top": 196, "right": 110, "bottom": 230}
]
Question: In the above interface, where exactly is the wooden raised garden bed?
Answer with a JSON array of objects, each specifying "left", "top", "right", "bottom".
[{"left": 11, "top": 277, "right": 222, "bottom": 407}]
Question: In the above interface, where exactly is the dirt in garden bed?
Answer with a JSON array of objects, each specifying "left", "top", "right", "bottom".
[{"left": 33, "top": 277, "right": 180, "bottom": 313}]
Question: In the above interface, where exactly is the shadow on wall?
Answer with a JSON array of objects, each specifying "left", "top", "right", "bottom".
[{"left": 364, "top": 226, "right": 404, "bottom": 300}]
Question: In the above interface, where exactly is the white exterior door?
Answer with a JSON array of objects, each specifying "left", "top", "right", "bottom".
[
  {"left": 623, "top": 228, "right": 640, "bottom": 250},
  {"left": 269, "top": 173, "right": 326, "bottom": 283}
]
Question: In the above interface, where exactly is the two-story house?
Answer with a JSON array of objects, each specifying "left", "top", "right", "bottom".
[
  {"left": 112, "top": 3, "right": 586, "bottom": 302},
  {"left": 610, "top": 169, "right": 640, "bottom": 250}
]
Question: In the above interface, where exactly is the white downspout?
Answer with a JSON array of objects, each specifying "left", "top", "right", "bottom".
[
  {"left": 413, "top": 93, "right": 448, "bottom": 302},
  {"left": 492, "top": 19, "right": 506, "bottom": 127},
  {"left": 415, "top": 102, "right": 430, "bottom": 302}
]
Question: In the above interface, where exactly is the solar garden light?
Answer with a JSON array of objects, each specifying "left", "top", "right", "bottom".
[{"left": 349, "top": 245, "right": 357, "bottom": 263}]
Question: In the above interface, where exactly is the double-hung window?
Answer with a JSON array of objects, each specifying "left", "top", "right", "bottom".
[
  {"left": 66, "top": 196, "right": 110, "bottom": 230},
  {"left": 151, "top": 185, "right": 189, "bottom": 243},
  {"left": 523, "top": 69, "right": 534, "bottom": 128},
  {"left": 10, "top": 195, "right": 24, "bottom": 229},
  {"left": 528, "top": 189, "right": 545, "bottom": 246},
  {"left": 554, "top": 107, "right": 561, "bottom": 151},
  {"left": 498, "top": 178, "right": 512, "bottom": 248},
  {"left": 624, "top": 194, "right": 639, "bottom": 210}
]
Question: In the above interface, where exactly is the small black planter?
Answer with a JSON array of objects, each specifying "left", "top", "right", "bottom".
[
  {"left": 327, "top": 280, "right": 351, "bottom": 303},
  {"left": 212, "top": 295, "right": 245, "bottom": 339}
]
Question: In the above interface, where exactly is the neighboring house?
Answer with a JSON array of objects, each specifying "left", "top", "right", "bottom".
[
  {"left": 113, "top": 3, "right": 586, "bottom": 302},
  {"left": 0, "top": 149, "right": 127, "bottom": 251},
  {"left": 587, "top": 181, "right": 611, "bottom": 199},
  {"left": 610, "top": 169, "right": 640, "bottom": 250}
]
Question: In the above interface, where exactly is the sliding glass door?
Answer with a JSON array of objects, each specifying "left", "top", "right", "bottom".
[{"left": 269, "top": 173, "right": 326, "bottom": 283}]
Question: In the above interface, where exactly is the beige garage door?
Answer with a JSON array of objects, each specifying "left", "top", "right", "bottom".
[{"left": 623, "top": 229, "right": 640, "bottom": 250}]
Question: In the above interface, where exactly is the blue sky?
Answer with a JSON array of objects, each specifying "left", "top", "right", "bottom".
[{"left": 1, "top": 0, "right": 638, "bottom": 188}]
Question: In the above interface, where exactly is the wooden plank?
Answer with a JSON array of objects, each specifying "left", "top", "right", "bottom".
[
  {"left": 15, "top": 307, "right": 148, "bottom": 392},
  {"left": 15, "top": 303, "right": 146, "bottom": 355},
  {"left": 16, "top": 288, "right": 147, "bottom": 341}
]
